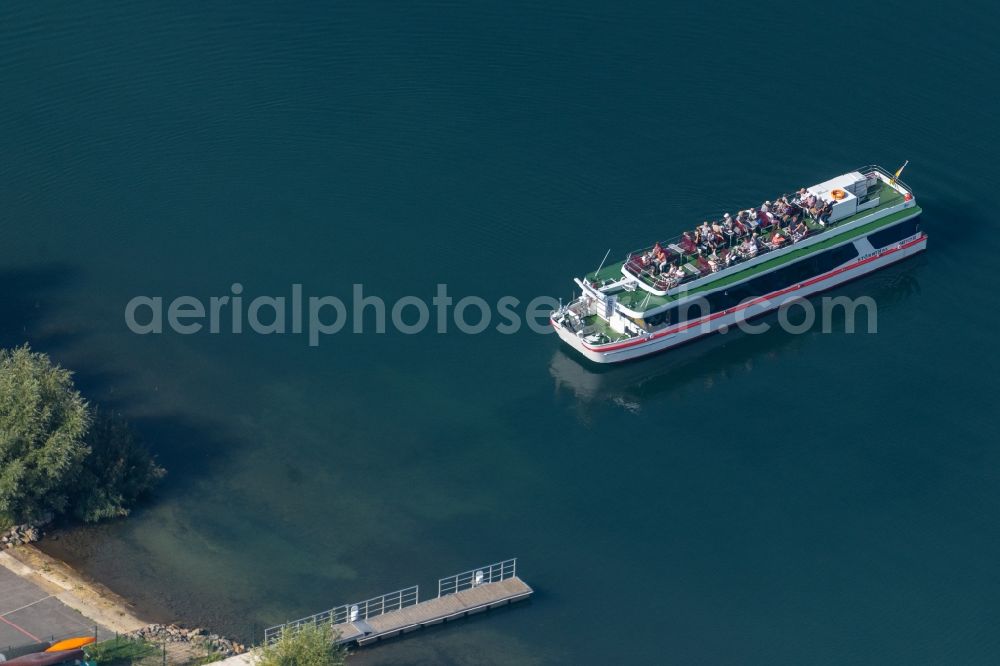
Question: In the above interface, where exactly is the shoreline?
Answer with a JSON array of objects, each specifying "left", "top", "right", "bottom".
[
  {"left": 0, "top": 544, "right": 148, "bottom": 636},
  {"left": 1, "top": 543, "right": 252, "bottom": 663},
  {"left": 31, "top": 526, "right": 180, "bottom": 630}
]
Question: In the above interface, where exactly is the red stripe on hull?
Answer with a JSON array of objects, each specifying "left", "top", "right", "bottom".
[{"left": 557, "top": 233, "right": 926, "bottom": 356}]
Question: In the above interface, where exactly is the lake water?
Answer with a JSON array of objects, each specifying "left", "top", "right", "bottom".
[{"left": 2, "top": 1, "right": 999, "bottom": 664}]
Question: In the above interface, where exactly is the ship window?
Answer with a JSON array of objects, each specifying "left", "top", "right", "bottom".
[
  {"left": 867, "top": 218, "right": 920, "bottom": 249},
  {"left": 677, "top": 298, "right": 711, "bottom": 323},
  {"left": 813, "top": 243, "right": 859, "bottom": 274},
  {"left": 645, "top": 312, "right": 667, "bottom": 327},
  {"left": 695, "top": 242, "right": 862, "bottom": 316}
]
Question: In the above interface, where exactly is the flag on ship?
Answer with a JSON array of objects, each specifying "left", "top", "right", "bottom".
[{"left": 891, "top": 160, "right": 909, "bottom": 184}]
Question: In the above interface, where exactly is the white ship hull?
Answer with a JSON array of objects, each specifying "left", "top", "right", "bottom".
[{"left": 553, "top": 233, "right": 927, "bottom": 364}]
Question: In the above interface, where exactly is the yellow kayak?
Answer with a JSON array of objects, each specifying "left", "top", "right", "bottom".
[{"left": 45, "top": 637, "right": 95, "bottom": 652}]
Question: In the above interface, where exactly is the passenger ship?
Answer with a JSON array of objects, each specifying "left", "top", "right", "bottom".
[{"left": 551, "top": 165, "right": 925, "bottom": 363}]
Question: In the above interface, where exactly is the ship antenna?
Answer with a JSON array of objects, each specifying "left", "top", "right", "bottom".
[{"left": 594, "top": 248, "right": 612, "bottom": 279}]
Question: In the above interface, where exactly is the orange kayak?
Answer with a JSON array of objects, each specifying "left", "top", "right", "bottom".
[
  {"left": 45, "top": 637, "right": 95, "bottom": 652},
  {"left": 5, "top": 649, "right": 85, "bottom": 666}
]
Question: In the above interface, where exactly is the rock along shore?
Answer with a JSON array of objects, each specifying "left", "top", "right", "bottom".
[
  {"left": 127, "top": 624, "right": 248, "bottom": 657},
  {"left": 1, "top": 523, "right": 43, "bottom": 549}
]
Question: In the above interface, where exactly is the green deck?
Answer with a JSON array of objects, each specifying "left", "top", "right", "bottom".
[
  {"left": 579, "top": 313, "right": 621, "bottom": 342},
  {"left": 584, "top": 182, "right": 916, "bottom": 314}
]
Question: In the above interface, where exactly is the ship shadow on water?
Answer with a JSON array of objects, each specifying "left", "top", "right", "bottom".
[{"left": 550, "top": 258, "right": 926, "bottom": 413}]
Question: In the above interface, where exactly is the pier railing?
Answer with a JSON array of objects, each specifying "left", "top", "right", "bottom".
[
  {"left": 263, "top": 585, "right": 419, "bottom": 644},
  {"left": 438, "top": 558, "right": 517, "bottom": 597},
  {"left": 263, "top": 558, "right": 521, "bottom": 645}
]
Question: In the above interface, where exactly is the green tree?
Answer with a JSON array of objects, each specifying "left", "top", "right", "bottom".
[
  {"left": 0, "top": 345, "right": 91, "bottom": 524},
  {"left": 0, "top": 344, "right": 165, "bottom": 525},
  {"left": 259, "top": 623, "right": 347, "bottom": 666},
  {"left": 72, "top": 409, "right": 166, "bottom": 522}
]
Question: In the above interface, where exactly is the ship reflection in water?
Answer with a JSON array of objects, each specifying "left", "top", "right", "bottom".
[
  {"left": 550, "top": 267, "right": 923, "bottom": 413},
  {"left": 549, "top": 319, "right": 793, "bottom": 414}
]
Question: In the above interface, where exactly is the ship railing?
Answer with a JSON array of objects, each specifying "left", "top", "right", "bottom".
[
  {"left": 623, "top": 166, "right": 911, "bottom": 292},
  {"left": 438, "top": 558, "right": 517, "bottom": 597},
  {"left": 263, "top": 585, "right": 419, "bottom": 644},
  {"left": 857, "top": 164, "right": 913, "bottom": 196}
]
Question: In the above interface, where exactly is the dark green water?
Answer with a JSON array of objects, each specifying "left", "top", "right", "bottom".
[{"left": 2, "top": 1, "right": 999, "bottom": 663}]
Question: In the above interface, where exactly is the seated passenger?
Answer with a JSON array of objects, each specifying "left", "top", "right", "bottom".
[
  {"left": 656, "top": 250, "right": 670, "bottom": 274},
  {"left": 786, "top": 202, "right": 803, "bottom": 224},
  {"left": 808, "top": 198, "right": 826, "bottom": 222},
  {"left": 815, "top": 201, "right": 833, "bottom": 226},
  {"left": 696, "top": 228, "right": 716, "bottom": 252},
  {"left": 680, "top": 232, "right": 698, "bottom": 254},
  {"left": 791, "top": 220, "right": 808, "bottom": 240},
  {"left": 777, "top": 203, "right": 795, "bottom": 225},
  {"left": 662, "top": 272, "right": 681, "bottom": 288},
  {"left": 774, "top": 198, "right": 789, "bottom": 219}
]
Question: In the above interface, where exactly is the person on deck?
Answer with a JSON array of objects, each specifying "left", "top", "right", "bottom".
[
  {"left": 697, "top": 225, "right": 716, "bottom": 253},
  {"left": 657, "top": 249, "right": 671, "bottom": 275},
  {"left": 722, "top": 213, "right": 735, "bottom": 238},
  {"left": 707, "top": 250, "right": 721, "bottom": 272},
  {"left": 816, "top": 200, "right": 833, "bottom": 226},
  {"left": 789, "top": 202, "right": 803, "bottom": 225},
  {"left": 791, "top": 220, "right": 809, "bottom": 240},
  {"left": 680, "top": 231, "right": 698, "bottom": 255},
  {"left": 808, "top": 197, "right": 826, "bottom": 222},
  {"left": 698, "top": 220, "right": 713, "bottom": 241}
]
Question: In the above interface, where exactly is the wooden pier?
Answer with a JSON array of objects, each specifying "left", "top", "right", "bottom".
[
  {"left": 264, "top": 558, "right": 533, "bottom": 649},
  {"left": 335, "top": 576, "right": 532, "bottom": 646}
]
